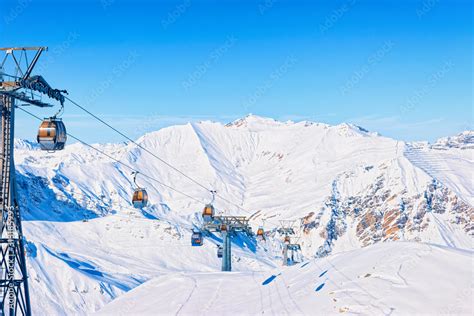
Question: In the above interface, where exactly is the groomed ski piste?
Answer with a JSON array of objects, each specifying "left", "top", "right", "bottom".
[
  {"left": 14, "top": 116, "right": 473, "bottom": 315},
  {"left": 95, "top": 242, "right": 473, "bottom": 315}
]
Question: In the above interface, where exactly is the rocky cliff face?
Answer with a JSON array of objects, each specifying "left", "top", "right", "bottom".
[
  {"left": 291, "top": 150, "right": 472, "bottom": 257},
  {"left": 305, "top": 177, "right": 473, "bottom": 258}
]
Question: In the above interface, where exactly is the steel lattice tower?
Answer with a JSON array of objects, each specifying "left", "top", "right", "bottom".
[
  {"left": 202, "top": 215, "right": 252, "bottom": 272},
  {"left": 0, "top": 95, "right": 31, "bottom": 315},
  {"left": 0, "top": 47, "right": 67, "bottom": 315}
]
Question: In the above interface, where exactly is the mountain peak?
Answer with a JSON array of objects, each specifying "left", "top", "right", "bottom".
[
  {"left": 331, "top": 122, "right": 376, "bottom": 138},
  {"left": 226, "top": 114, "right": 334, "bottom": 130},
  {"left": 226, "top": 115, "right": 374, "bottom": 136},
  {"left": 226, "top": 114, "right": 285, "bottom": 128}
]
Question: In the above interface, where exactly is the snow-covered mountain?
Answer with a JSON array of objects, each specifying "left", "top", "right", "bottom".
[
  {"left": 432, "top": 130, "right": 474, "bottom": 150},
  {"left": 14, "top": 115, "right": 473, "bottom": 314}
]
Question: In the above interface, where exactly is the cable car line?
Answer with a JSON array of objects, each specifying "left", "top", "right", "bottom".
[
  {"left": 22, "top": 107, "right": 272, "bottom": 230},
  {"left": 21, "top": 104, "right": 283, "bottom": 228},
  {"left": 63, "top": 95, "right": 261, "bottom": 218},
  {"left": 21, "top": 104, "right": 305, "bottom": 271},
  {"left": 18, "top": 107, "right": 205, "bottom": 205},
  {"left": 64, "top": 95, "right": 211, "bottom": 193},
  {"left": 67, "top": 132, "right": 204, "bottom": 204},
  {"left": 66, "top": 135, "right": 204, "bottom": 204}
]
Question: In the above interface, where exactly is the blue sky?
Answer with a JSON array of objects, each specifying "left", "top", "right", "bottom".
[{"left": 1, "top": 0, "right": 472, "bottom": 143}]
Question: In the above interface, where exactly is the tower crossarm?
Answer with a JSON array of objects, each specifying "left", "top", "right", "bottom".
[{"left": 0, "top": 47, "right": 66, "bottom": 107}]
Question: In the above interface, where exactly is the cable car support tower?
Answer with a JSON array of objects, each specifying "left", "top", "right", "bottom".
[
  {"left": 203, "top": 216, "right": 252, "bottom": 271},
  {"left": 0, "top": 47, "right": 67, "bottom": 315},
  {"left": 197, "top": 192, "right": 253, "bottom": 272},
  {"left": 278, "top": 220, "right": 302, "bottom": 266}
]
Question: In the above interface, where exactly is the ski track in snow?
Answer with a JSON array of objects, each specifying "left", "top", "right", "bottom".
[
  {"left": 251, "top": 271, "right": 265, "bottom": 314},
  {"left": 265, "top": 279, "right": 275, "bottom": 315},
  {"left": 175, "top": 275, "right": 198, "bottom": 316},
  {"left": 431, "top": 213, "right": 457, "bottom": 248},
  {"left": 396, "top": 264, "right": 409, "bottom": 287},
  {"left": 272, "top": 274, "right": 290, "bottom": 315},
  {"left": 202, "top": 278, "right": 223, "bottom": 313},
  {"left": 279, "top": 272, "right": 305, "bottom": 315},
  {"left": 95, "top": 242, "right": 474, "bottom": 315},
  {"left": 318, "top": 258, "right": 389, "bottom": 314}
]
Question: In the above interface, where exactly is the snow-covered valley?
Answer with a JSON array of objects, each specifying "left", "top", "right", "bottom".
[{"left": 14, "top": 115, "right": 473, "bottom": 315}]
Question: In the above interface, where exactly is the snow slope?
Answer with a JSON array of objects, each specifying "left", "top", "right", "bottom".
[
  {"left": 404, "top": 143, "right": 473, "bottom": 206},
  {"left": 95, "top": 242, "right": 474, "bottom": 315},
  {"left": 24, "top": 214, "right": 275, "bottom": 314},
  {"left": 13, "top": 115, "right": 473, "bottom": 314}
]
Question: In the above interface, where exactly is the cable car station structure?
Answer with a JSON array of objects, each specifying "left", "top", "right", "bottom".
[{"left": 0, "top": 47, "right": 67, "bottom": 316}]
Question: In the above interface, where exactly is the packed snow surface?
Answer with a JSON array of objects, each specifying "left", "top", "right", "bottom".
[{"left": 96, "top": 242, "right": 473, "bottom": 315}]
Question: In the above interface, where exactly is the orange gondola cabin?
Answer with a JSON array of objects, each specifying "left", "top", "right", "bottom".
[
  {"left": 220, "top": 223, "right": 228, "bottom": 232},
  {"left": 132, "top": 188, "right": 148, "bottom": 209},
  {"left": 37, "top": 118, "right": 67, "bottom": 151},
  {"left": 202, "top": 204, "right": 215, "bottom": 222}
]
